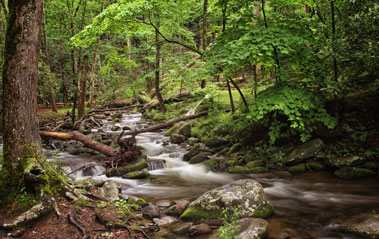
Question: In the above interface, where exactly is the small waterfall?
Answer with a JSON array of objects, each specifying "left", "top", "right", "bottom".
[{"left": 148, "top": 160, "right": 167, "bottom": 171}]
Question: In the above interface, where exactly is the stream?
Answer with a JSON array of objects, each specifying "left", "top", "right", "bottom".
[{"left": 46, "top": 112, "right": 379, "bottom": 239}]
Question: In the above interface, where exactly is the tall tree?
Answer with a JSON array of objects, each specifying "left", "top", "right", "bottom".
[
  {"left": 1, "top": 0, "right": 44, "bottom": 195},
  {"left": 78, "top": 54, "right": 88, "bottom": 118}
]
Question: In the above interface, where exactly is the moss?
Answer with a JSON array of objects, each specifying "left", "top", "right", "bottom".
[
  {"left": 205, "top": 158, "right": 219, "bottom": 169},
  {"left": 106, "top": 159, "right": 148, "bottom": 177},
  {"left": 285, "top": 163, "right": 306, "bottom": 174},
  {"left": 180, "top": 205, "right": 222, "bottom": 221},
  {"left": 136, "top": 198, "right": 148, "bottom": 207},
  {"left": 362, "top": 161, "right": 378, "bottom": 170},
  {"left": 306, "top": 161, "right": 325, "bottom": 171},
  {"left": 227, "top": 143, "right": 242, "bottom": 155},
  {"left": 252, "top": 204, "right": 275, "bottom": 219},
  {"left": 122, "top": 170, "right": 150, "bottom": 179},
  {"left": 334, "top": 167, "right": 375, "bottom": 179},
  {"left": 246, "top": 160, "right": 265, "bottom": 169},
  {"left": 228, "top": 166, "right": 268, "bottom": 174}
]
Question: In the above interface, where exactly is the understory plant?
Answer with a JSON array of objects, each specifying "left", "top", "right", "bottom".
[{"left": 247, "top": 82, "right": 336, "bottom": 144}]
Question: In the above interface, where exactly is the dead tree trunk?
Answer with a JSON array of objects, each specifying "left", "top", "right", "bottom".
[{"left": 40, "top": 131, "right": 117, "bottom": 157}]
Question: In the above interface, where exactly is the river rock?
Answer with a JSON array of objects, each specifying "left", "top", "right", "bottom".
[
  {"left": 211, "top": 218, "right": 269, "bottom": 239},
  {"left": 210, "top": 124, "right": 229, "bottom": 137},
  {"left": 142, "top": 203, "right": 160, "bottom": 219},
  {"left": 165, "top": 199, "right": 190, "bottom": 216},
  {"left": 122, "top": 125, "right": 131, "bottom": 131},
  {"left": 111, "top": 125, "right": 121, "bottom": 131},
  {"left": 189, "top": 223, "right": 212, "bottom": 236},
  {"left": 183, "top": 144, "right": 201, "bottom": 161},
  {"left": 156, "top": 200, "right": 174, "bottom": 209},
  {"left": 170, "top": 134, "right": 186, "bottom": 144},
  {"left": 171, "top": 222, "right": 193, "bottom": 235},
  {"left": 153, "top": 216, "right": 177, "bottom": 228},
  {"left": 180, "top": 179, "right": 274, "bottom": 221},
  {"left": 205, "top": 136, "right": 229, "bottom": 148},
  {"left": 189, "top": 152, "right": 212, "bottom": 164},
  {"left": 327, "top": 155, "right": 365, "bottom": 168},
  {"left": 99, "top": 181, "right": 121, "bottom": 201},
  {"left": 106, "top": 158, "right": 148, "bottom": 177},
  {"left": 344, "top": 213, "right": 379, "bottom": 238},
  {"left": 165, "top": 122, "right": 191, "bottom": 137},
  {"left": 334, "top": 167, "right": 375, "bottom": 179},
  {"left": 286, "top": 138, "right": 324, "bottom": 164}
]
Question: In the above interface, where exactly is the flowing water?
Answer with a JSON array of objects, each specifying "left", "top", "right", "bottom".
[{"left": 46, "top": 113, "right": 379, "bottom": 239}]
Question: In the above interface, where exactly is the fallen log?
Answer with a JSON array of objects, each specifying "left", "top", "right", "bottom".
[
  {"left": 40, "top": 131, "right": 117, "bottom": 157},
  {"left": 124, "top": 110, "right": 208, "bottom": 135}
]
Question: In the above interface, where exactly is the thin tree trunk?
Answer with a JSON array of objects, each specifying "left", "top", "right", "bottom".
[
  {"left": 253, "top": 65, "right": 258, "bottom": 99},
  {"left": 229, "top": 77, "right": 249, "bottom": 111},
  {"left": 200, "top": 0, "right": 208, "bottom": 89},
  {"left": 227, "top": 79, "right": 235, "bottom": 113},
  {"left": 1, "top": 0, "right": 44, "bottom": 194},
  {"left": 42, "top": 7, "right": 58, "bottom": 112},
  {"left": 331, "top": 0, "right": 338, "bottom": 82},
  {"left": 88, "top": 53, "right": 97, "bottom": 109},
  {"left": 59, "top": 16, "right": 68, "bottom": 105},
  {"left": 154, "top": 18, "right": 166, "bottom": 113},
  {"left": 78, "top": 55, "right": 88, "bottom": 118}
]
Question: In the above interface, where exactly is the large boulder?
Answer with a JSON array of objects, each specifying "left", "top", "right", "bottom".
[
  {"left": 344, "top": 213, "right": 379, "bottom": 238},
  {"left": 180, "top": 179, "right": 274, "bottom": 221},
  {"left": 211, "top": 218, "right": 269, "bottom": 239},
  {"left": 170, "top": 134, "right": 186, "bottom": 144},
  {"left": 327, "top": 155, "right": 365, "bottom": 168},
  {"left": 286, "top": 138, "right": 324, "bottom": 164}
]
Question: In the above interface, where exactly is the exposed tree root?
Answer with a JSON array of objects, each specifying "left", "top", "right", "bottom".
[{"left": 68, "top": 209, "right": 90, "bottom": 239}]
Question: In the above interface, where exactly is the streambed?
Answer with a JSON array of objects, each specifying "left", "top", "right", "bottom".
[{"left": 46, "top": 112, "right": 379, "bottom": 239}]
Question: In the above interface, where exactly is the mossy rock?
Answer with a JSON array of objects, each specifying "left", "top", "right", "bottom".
[
  {"left": 285, "top": 163, "right": 306, "bottom": 174},
  {"left": 274, "top": 171, "right": 292, "bottom": 179},
  {"left": 189, "top": 152, "right": 212, "bottom": 164},
  {"left": 170, "top": 134, "right": 186, "bottom": 144},
  {"left": 204, "top": 137, "right": 229, "bottom": 148},
  {"left": 106, "top": 159, "right": 148, "bottom": 177},
  {"left": 246, "top": 160, "right": 265, "bottom": 169},
  {"left": 228, "top": 166, "right": 268, "bottom": 174},
  {"left": 252, "top": 204, "right": 275, "bottom": 219},
  {"left": 306, "top": 161, "right": 325, "bottom": 171},
  {"left": 334, "top": 167, "right": 376, "bottom": 179},
  {"left": 209, "top": 124, "right": 229, "bottom": 137},
  {"left": 205, "top": 158, "right": 219, "bottom": 169},
  {"left": 183, "top": 144, "right": 201, "bottom": 161},
  {"left": 362, "top": 161, "right": 378, "bottom": 170},
  {"left": 227, "top": 143, "right": 242, "bottom": 155},
  {"left": 180, "top": 205, "right": 222, "bottom": 221},
  {"left": 136, "top": 198, "right": 148, "bottom": 207},
  {"left": 122, "top": 170, "right": 150, "bottom": 179}
]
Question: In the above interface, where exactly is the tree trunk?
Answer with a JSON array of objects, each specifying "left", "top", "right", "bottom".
[
  {"left": 227, "top": 79, "right": 235, "bottom": 113},
  {"left": 40, "top": 131, "right": 117, "bottom": 157},
  {"left": 154, "top": 18, "right": 166, "bottom": 113},
  {"left": 78, "top": 55, "right": 88, "bottom": 118},
  {"left": 229, "top": 77, "right": 249, "bottom": 111},
  {"left": 88, "top": 53, "right": 97, "bottom": 109},
  {"left": 200, "top": 0, "right": 208, "bottom": 89},
  {"left": 59, "top": 16, "right": 68, "bottom": 105},
  {"left": 42, "top": 7, "right": 58, "bottom": 113},
  {"left": 1, "top": 0, "right": 44, "bottom": 195}
]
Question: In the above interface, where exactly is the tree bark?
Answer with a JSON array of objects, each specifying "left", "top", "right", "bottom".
[
  {"left": 229, "top": 77, "right": 249, "bottom": 111},
  {"left": 200, "top": 0, "right": 208, "bottom": 89},
  {"left": 227, "top": 79, "right": 235, "bottom": 113},
  {"left": 124, "top": 111, "right": 208, "bottom": 136},
  {"left": 40, "top": 131, "right": 117, "bottom": 157},
  {"left": 88, "top": 53, "right": 97, "bottom": 109},
  {"left": 78, "top": 55, "right": 88, "bottom": 118},
  {"left": 1, "top": 0, "right": 44, "bottom": 194},
  {"left": 59, "top": 16, "right": 68, "bottom": 105},
  {"left": 42, "top": 7, "right": 58, "bottom": 112},
  {"left": 154, "top": 18, "right": 166, "bottom": 113}
]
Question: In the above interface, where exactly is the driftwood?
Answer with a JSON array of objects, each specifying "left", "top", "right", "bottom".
[
  {"left": 124, "top": 110, "right": 208, "bottom": 135},
  {"left": 40, "top": 131, "right": 117, "bottom": 157}
]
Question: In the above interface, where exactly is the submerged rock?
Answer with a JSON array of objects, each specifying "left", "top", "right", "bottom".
[
  {"left": 211, "top": 218, "right": 269, "bottom": 239},
  {"left": 334, "top": 167, "right": 375, "bottom": 179},
  {"left": 344, "top": 213, "right": 379, "bottom": 238},
  {"left": 180, "top": 179, "right": 273, "bottom": 221},
  {"left": 286, "top": 138, "right": 324, "bottom": 164}
]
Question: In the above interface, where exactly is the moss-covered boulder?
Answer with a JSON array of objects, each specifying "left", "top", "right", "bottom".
[
  {"left": 122, "top": 170, "right": 150, "bottom": 179},
  {"left": 106, "top": 158, "right": 148, "bottom": 177},
  {"left": 362, "top": 161, "right": 378, "bottom": 170},
  {"left": 227, "top": 143, "right": 242, "bottom": 155},
  {"left": 344, "top": 213, "right": 379, "bottom": 238},
  {"left": 334, "top": 167, "right": 375, "bottom": 179},
  {"left": 286, "top": 138, "right": 324, "bottom": 165},
  {"left": 247, "top": 160, "right": 265, "bottom": 169},
  {"left": 204, "top": 137, "right": 229, "bottom": 148},
  {"left": 228, "top": 166, "right": 268, "bottom": 174},
  {"left": 165, "top": 122, "right": 192, "bottom": 138},
  {"left": 205, "top": 158, "right": 219, "bottom": 169},
  {"left": 306, "top": 161, "right": 325, "bottom": 171},
  {"left": 210, "top": 124, "right": 229, "bottom": 137},
  {"left": 327, "top": 156, "right": 366, "bottom": 168},
  {"left": 285, "top": 163, "right": 306, "bottom": 174},
  {"left": 183, "top": 144, "right": 201, "bottom": 161},
  {"left": 180, "top": 179, "right": 274, "bottom": 221},
  {"left": 189, "top": 152, "right": 212, "bottom": 164},
  {"left": 170, "top": 134, "right": 186, "bottom": 144},
  {"left": 211, "top": 218, "right": 269, "bottom": 239}
]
